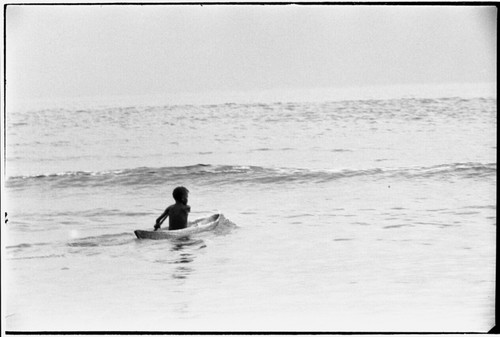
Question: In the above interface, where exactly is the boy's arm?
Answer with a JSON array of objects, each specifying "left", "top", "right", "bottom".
[{"left": 154, "top": 207, "right": 170, "bottom": 230}]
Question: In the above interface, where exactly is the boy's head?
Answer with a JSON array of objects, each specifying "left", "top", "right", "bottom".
[{"left": 172, "top": 186, "right": 189, "bottom": 204}]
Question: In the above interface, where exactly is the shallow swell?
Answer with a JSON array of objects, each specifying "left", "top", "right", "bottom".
[{"left": 6, "top": 162, "right": 496, "bottom": 190}]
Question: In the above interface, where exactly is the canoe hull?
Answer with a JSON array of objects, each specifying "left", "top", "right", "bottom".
[{"left": 134, "top": 213, "right": 221, "bottom": 240}]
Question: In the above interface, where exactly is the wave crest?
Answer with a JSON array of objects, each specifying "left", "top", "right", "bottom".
[{"left": 6, "top": 162, "right": 496, "bottom": 189}]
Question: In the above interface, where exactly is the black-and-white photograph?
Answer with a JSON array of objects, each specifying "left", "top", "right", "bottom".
[{"left": 2, "top": 3, "right": 496, "bottom": 333}]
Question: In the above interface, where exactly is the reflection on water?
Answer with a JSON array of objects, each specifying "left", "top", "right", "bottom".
[
  {"left": 171, "top": 237, "right": 206, "bottom": 250},
  {"left": 171, "top": 253, "right": 194, "bottom": 264},
  {"left": 171, "top": 265, "right": 191, "bottom": 280},
  {"left": 169, "top": 237, "right": 206, "bottom": 280}
]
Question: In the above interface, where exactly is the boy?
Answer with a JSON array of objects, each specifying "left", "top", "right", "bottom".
[{"left": 154, "top": 186, "right": 191, "bottom": 231}]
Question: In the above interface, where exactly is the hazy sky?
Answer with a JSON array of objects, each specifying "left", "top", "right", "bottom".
[{"left": 5, "top": 5, "right": 497, "bottom": 103}]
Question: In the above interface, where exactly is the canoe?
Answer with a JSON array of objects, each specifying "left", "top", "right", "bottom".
[{"left": 134, "top": 213, "right": 221, "bottom": 240}]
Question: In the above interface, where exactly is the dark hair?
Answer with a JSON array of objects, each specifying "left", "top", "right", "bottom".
[{"left": 172, "top": 186, "right": 189, "bottom": 202}]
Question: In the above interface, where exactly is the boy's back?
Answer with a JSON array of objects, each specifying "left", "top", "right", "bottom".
[
  {"left": 166, "top": 202, "right": 191, "bottom": 230},
  {"left": 154, "top": 186, "right": 190, "bottom": 231}
]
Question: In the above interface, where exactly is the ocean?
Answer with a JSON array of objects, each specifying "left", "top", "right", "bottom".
[{"left": 3, "top": 83, "right": 497, "bottom": 332}]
